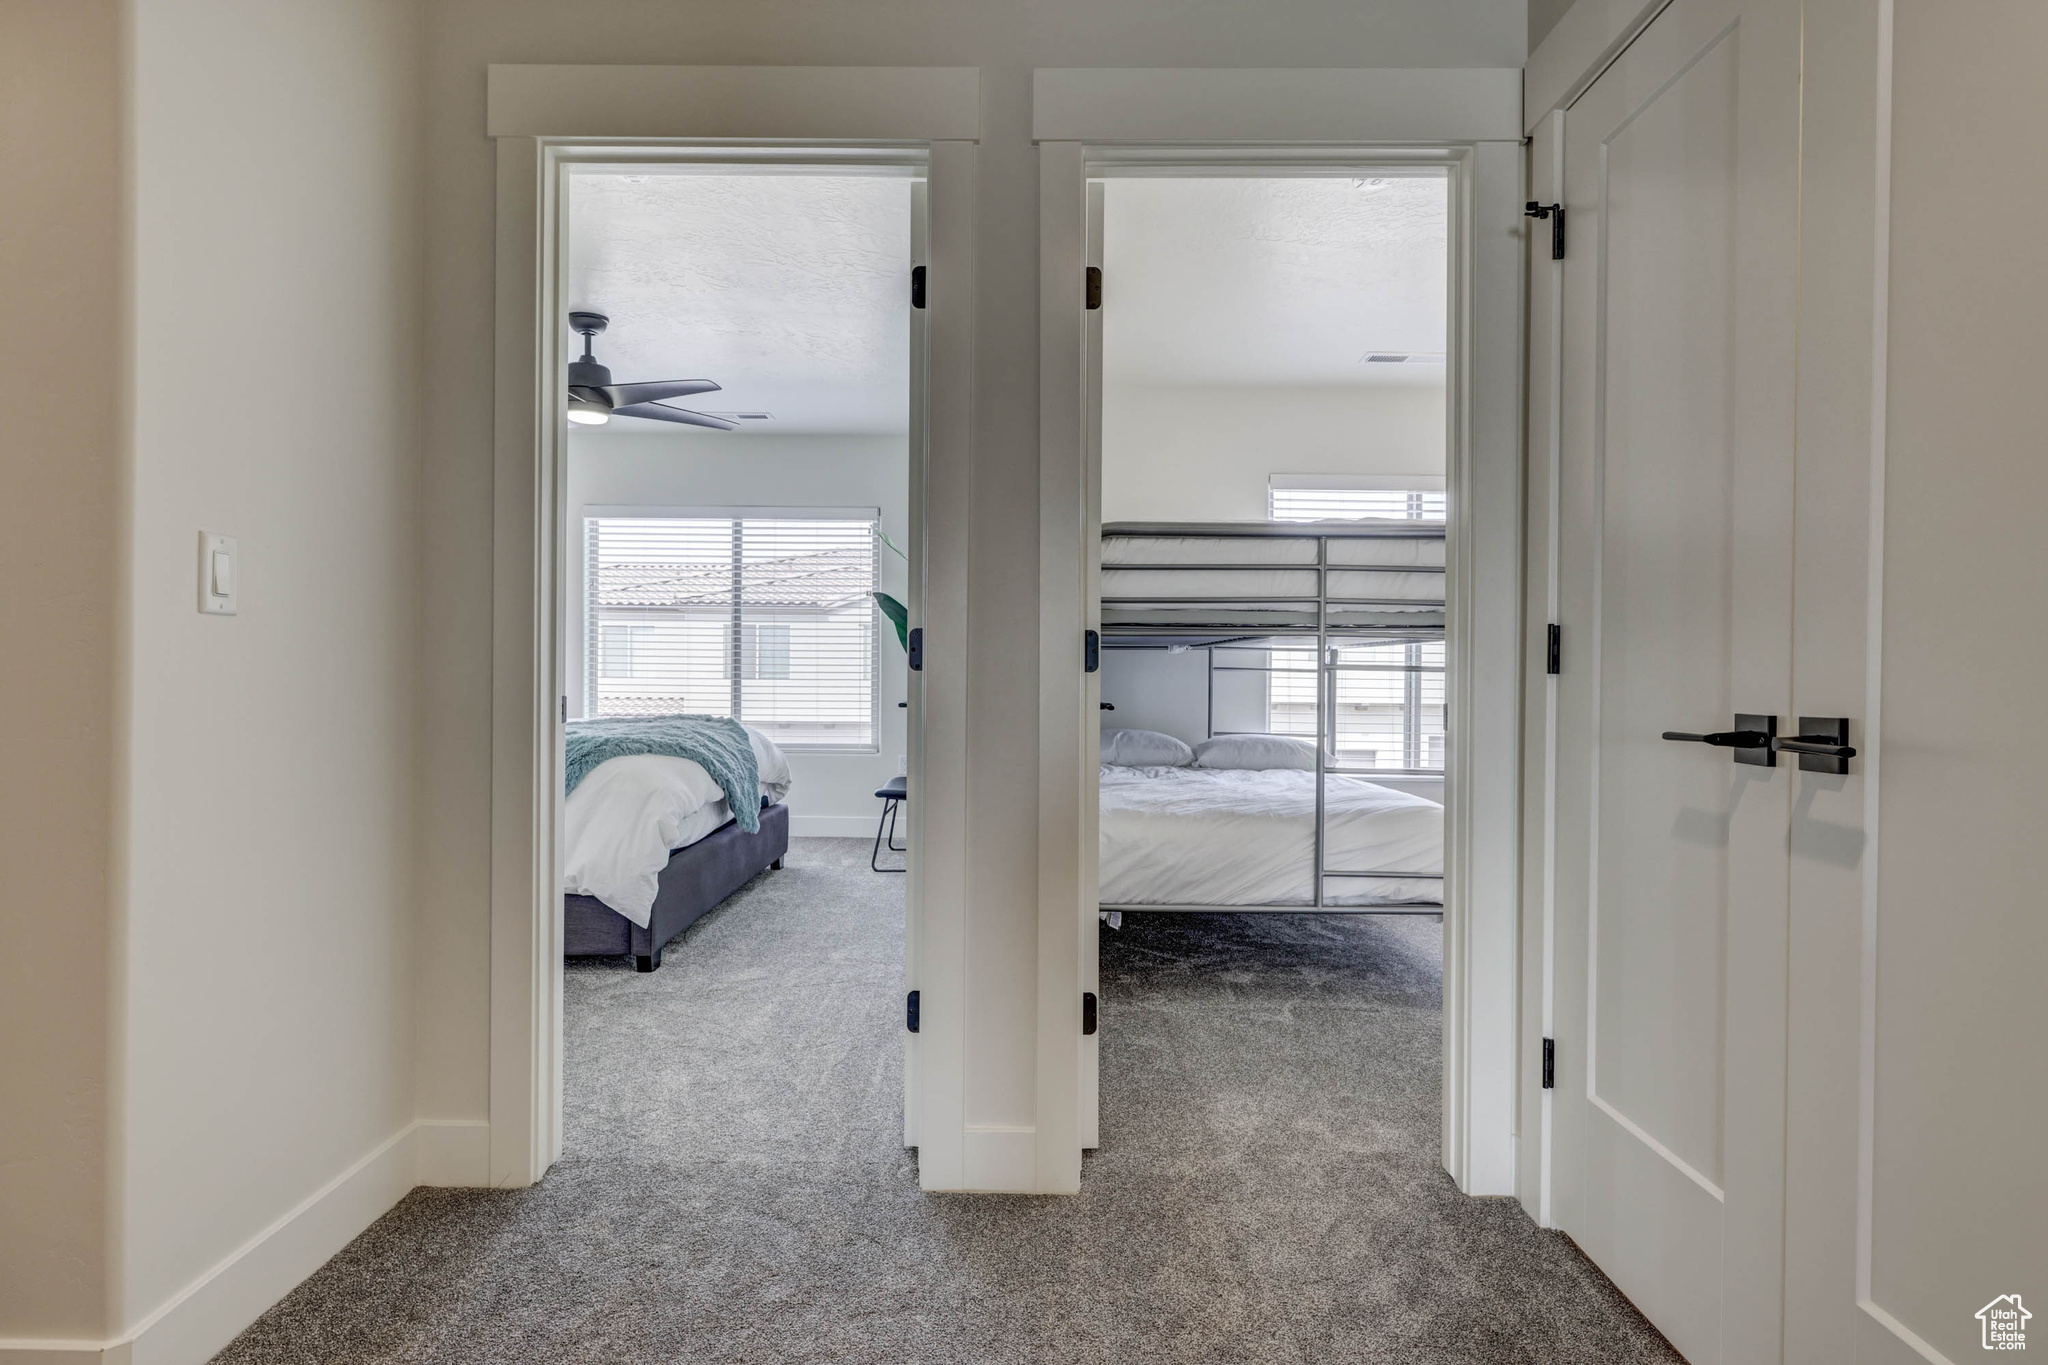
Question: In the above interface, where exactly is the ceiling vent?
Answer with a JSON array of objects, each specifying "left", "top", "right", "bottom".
[{"left": 1366, "top": 354, "right": 1409, "bottom": 363}]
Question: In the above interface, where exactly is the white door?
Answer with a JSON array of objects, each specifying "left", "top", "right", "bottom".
[
  {"left": 1778, "top": 3, "right": 2048, "bottom": 1359},
  {"left": 1549, "top": 0, "right": 1803, "bottom": 1359}
]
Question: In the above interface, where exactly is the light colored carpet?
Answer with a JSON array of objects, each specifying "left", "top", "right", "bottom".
[{"left": 213, "top": 837, "right": 1680, "bottom": 1364}]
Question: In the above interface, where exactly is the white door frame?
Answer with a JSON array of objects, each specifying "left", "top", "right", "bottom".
[
  {"left": 1034, "top": 68, "right": 1527, "bottom": 1196},
  {"left": 484, "top": 66, "right": 980, "bottom": 1189}
]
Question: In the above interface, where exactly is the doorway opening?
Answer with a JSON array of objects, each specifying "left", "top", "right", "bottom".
[
  {"left": 553, "top": 158, "right": 925, "bottom": 1158},
  {"left": 1084, "top": 165, "right": 1462, "bottom": 1171}
]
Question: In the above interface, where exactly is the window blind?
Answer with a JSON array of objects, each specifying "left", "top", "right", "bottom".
[
  {"left": 1260, "top": 639, "right": 1446, "bottom": 773},
  {"left": 1268, "top": 485, "right": 1447, "bottom": 521},
  {"left": 584, "top": 515, "right": 879, "bottom": 748}
]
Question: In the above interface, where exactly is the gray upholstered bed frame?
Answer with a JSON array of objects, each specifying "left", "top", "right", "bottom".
[{"left": 564, "top": 801, "right": 790, "bottom": 972}]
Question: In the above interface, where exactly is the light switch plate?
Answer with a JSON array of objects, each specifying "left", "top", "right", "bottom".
[{"left": 199, "top": 532, "right": 238, "bottom": 615}]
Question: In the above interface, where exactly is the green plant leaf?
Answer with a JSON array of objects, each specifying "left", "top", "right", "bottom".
[{"left": 873, "top": 591, "right": 909, "bottom": 649}]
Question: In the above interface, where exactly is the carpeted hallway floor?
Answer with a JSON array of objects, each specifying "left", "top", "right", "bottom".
[{"left": 213, "top": 837, "right": 1680, "bottom": 1364}]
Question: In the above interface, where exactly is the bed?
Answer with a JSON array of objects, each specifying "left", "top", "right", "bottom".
[
  {"left": 1101, "top": 521, "right": 1444, "bottom": 634},
  {"left": 1100, "top": 763, "right": 1443, "bottom": 907},
  {"left": 562, "top": 723, "right": 793, "bottom": 971},
  {"left": 1097, "top": 519, "right": 1448, "bottom": 913}
]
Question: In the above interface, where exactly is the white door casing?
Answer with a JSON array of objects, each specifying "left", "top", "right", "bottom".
[
  {"left": 1547, "top": 0, "right": 1802, "bottom": 1360},
  {"left": 1037, "top": 123, "right": 1525, "bottom": 1195},
  {"left": 486, "top": 67, "right": 980, "bottom": 1191}
]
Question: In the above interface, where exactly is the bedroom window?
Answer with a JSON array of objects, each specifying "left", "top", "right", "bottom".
[
  {"left": 1265, "top": 639, "right": 1445, "bottom": 773},
  {"left": 583, "top": 513, "right": 879, "bottom": 748}
]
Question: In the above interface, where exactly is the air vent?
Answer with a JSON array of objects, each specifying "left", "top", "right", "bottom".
[{"left": 1366, "top": 354, "right": 1409, "bottom": 363}]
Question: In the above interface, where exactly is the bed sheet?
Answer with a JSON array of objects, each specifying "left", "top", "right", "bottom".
[{"left": 1099, "top": 765, "right": 1443, "bottom": 907}]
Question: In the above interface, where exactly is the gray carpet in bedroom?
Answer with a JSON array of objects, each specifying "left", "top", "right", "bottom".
[{"left": 213, "top": 837, "right": 1679, "bottom": 1365}]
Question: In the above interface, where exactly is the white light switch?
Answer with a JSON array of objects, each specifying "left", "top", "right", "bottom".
[{"left": 199, "top": 533, "right": 238, "bottom": 615}]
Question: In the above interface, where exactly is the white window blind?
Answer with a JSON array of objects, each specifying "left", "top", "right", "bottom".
[
  {"left": 1268, "top": 483, "right": 1447, "bottom": 521},
  {"left": 1258, "top": 640, "right": 1446, "bottom": 773},
  {"left": 583, "top": 515, "right": 879, "bottom": 748}
]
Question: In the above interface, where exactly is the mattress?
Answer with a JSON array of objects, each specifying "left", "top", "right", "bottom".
[
  {"left": 1100, "top": 526, "right": 1446, "bottom": 632},
  {"left": 1100, "top": 567, "right": 1443, "bottom": 605},
  {"left": 1102, "top": 529, "right": 1445, "bottom": 569},
  {"left": 1099, "top": 765, "right": 1443, "bottom": 907}
]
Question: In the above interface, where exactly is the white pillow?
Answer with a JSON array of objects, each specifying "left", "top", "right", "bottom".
[
  {"left": 1192, "top": 733, "right": 1318, "bottom": 771},
  {"left": 1100, "top": 728, "right": 1195, "bottom": 767}
]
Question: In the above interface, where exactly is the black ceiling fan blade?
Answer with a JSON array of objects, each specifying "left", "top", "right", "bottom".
[
  {"left": 600, "top": 380, "right": 721, "bottom": 407},
  {"left": 611, "top": 402, "right": 740, "bottom": 431}
]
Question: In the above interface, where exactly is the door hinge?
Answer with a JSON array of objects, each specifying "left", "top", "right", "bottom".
[
  {"left": 561, "top": 695, "right": 567, "bottom": 723},
  {"left": 1082, "top": 991, "right": 1098, "bottom": 1036},
  {"left": 911, "top": 265, "right": 926, "bottom": 309},
  {"left": 907, "top": 989, "right": 920, "bottom": 1033},
  {"left": 1542, "top": 1037, "right": 1556, "bottom": 1089},
  {"left": 1085, "top": 266, "right": 1102, "bottom": 311},
  {"left": 907, "top": 626, "right": 923, "bottom": 671},
  {"left": 1525, "top": 202, "right": 1566, "bottom": 260},
  {"left": 1084, "top": 628, "right": 1100, "bottom": 673},
  {"left": 1546, "top": 623, "right": 1561, "bottom": 675}
]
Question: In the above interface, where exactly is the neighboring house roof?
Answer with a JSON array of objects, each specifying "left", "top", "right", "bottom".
[{"left": 597, "top": 547, "right": 872, "bottom": 611}]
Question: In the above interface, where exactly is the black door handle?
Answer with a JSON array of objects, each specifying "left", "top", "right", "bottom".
[
  {"left": 1662, "top": 714, "right": 1779, "bottom": 766},
  {"left": 1773, "top": 735, "right": 1855, "bottom": 758},
  {"left": 1661, "top": 729, "right": 1772, "bottom": 749},
  {"left": 1772, "top": 718, "right": 1855, "bottom": 773}
]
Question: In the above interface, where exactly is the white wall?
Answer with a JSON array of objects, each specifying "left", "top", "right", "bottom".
[
  {"left": 3, "top": 2, "right": 426, "bottom": 1353},
  {"left": 1102, "top": 383, "right": 1447, "bottom": 522},
  {"left": 566, "top": 430, "right": 908, "bottom": 835},
  {"left": 117, "top": 0, "right": 425, "bottom": 1334},
  {"left": 0, "top": 2, "right": 423, "bottom": 1356},
  {"left": 417, "top": 0, "right": 1524, "bottom": 1166},
  {"left": 1098, "top": 649, "right": 1211, "bottom": 745},
  {"left": 0, "top": 0, "right": 125, "bottom": 1341}
]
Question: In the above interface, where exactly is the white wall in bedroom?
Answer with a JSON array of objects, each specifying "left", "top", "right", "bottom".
[
  {"left": 1102, "top": 383, "right": 1447, "bottom": 523},
  {"left": 566, "top": 430, "right": 910, "bottom": 836}
]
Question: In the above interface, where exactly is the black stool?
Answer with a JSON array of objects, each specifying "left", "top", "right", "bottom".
[{"left": 872, "top": 775, "right": 907, "bottom": 872}]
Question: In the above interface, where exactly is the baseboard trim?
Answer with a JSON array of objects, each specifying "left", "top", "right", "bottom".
[
  {"left": 790, "top": 815, "right": 884, "bottom": 838},
  {"left": 0, "top": 1119, "right": 495, "bottom": 1365}
]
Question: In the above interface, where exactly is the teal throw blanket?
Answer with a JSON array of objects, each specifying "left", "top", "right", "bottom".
[{"left": 565, "top": 715, "right": 762, "bottom": 833}]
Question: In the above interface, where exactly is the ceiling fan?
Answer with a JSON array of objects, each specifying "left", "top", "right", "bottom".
[{"left": 566, "top": 311, "right": 737, "bottom": 430}]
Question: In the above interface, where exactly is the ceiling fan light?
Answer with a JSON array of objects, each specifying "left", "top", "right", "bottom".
[{"left": 567, "top": 394, "right": 611, "bottom": 426}]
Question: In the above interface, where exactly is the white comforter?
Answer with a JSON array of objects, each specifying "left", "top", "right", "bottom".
[
  {"left": 1099, "top": 765, "right": 1442, "bottom": 906},
  {"left": 562, "top": 726, "right": 793, "bottom": 928}
]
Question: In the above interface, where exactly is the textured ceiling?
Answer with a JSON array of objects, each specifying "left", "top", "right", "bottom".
[
  {"left": 1101, "top": 175, "right": 1449, "bottom": 387},
  {"left": 567, "top": 172, "right": 913, "bottom": 435}
]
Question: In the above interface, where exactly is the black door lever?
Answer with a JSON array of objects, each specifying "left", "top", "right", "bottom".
[
  {"left": 1772, "top": 717, "right": 1855, "bottom": 773},
  {"left": 1661, "top": 729, "right": 1772, "bottom": 749},
  {"left": 1662, "top": 714, "right": 1779, "bottom": 766}
]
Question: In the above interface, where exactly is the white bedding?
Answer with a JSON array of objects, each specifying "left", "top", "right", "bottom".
[
  {"left": 562, "top": 726, "right": 793, "bottom": 928},
  {"left": 1099, "top": 765, "right": 1442, "bottom": 907}
]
